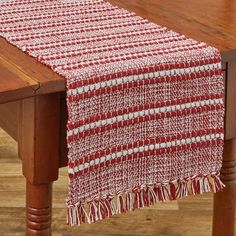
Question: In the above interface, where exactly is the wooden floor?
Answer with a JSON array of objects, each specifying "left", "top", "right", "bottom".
[{"left": 0, "top": 128, "right": 234, "bottom": 236}]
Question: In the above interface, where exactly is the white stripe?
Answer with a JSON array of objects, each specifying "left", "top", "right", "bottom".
[
  {"left": 25, "top": 27, "right": 168, "bottom": 51},
  {"left": 40, "top": 35, "right": 185, "bottom": 61},
  {"left": 2, "top": 6, "right": 118, "bottom": 24},
  {"left": 0, "top": 0, "right": 104, "bottom": 15},
  {"left": 67, "top": 98, "right": 223, "bottom": 136},
  {"left": 57, "top": 43, "right": 207, "bottom": 70},
  {"left": 8, "top": 19, "right": 148, "bottom": 41},
  {"left": 1, "top": 12, "right": 135, "bottom": 33},
  {"left": 69, "top": 133, "right": 224, "bottom": 173},
  {"left": 0, "top": 0, "right": 54, "bottom": 7},
  {"left": 68, "top": 62, "right": 221, "bottom": 96}
]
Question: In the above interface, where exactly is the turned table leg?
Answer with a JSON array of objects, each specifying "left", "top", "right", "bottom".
[
  {"left": 212, "top": 139, "right": 236, "bottom": 236},
  {"left": 18, "top": 93, "right": 61, "bottom": 236},
  {"left": 26, "top": 182, "right": 52, "bottom": 236}
]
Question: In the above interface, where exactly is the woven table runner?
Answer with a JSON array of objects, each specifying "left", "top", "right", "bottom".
[{"left": 0, "top": 0, "right": 225, "bottom": 226}]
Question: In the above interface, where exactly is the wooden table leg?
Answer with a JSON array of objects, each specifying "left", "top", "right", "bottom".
[
  {"left": 212, "top": 139, "right": 236, "bottom": 236},
  {"left": 18, "top": 93, "right": 61, "bottom": 236},
  {"left": 26, "top": 182, "right": 52, "bottom": 236}
]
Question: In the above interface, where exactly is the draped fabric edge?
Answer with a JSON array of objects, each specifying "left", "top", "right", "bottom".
[{"left": 67, "top": 172, "right": 225, "bottom": 226}]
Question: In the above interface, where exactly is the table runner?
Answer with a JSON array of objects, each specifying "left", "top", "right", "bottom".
[{"left": 0, "top": 0, "right": 225, "bottom": 226}]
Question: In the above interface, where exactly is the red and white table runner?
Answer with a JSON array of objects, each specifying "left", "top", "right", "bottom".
[{"left": 0, "top": 0, "right": 225, "bottom": 226}]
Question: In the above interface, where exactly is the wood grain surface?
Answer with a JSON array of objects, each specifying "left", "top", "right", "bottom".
[
  {"left": 0, "top": 38, "right": 65, "bottom": 104},
  {"left": 0, "top": 128, "right": 235, "bottom": 236},
  {"left": 108, "top": 0, "right": 236, "bottom": 53}
]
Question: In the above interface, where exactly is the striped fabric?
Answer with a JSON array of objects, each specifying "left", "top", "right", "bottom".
[{"left": 0, "top": 0, "right": 225, "bottom": 226}]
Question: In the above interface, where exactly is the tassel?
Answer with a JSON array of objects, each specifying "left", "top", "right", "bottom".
[
  {"left": 75, "top": 205, "right": 82, "bottom": 226},
  {"left": 104, "top": 198, "right": 113, "bottom": 217},
  {"left": 199, "top": 177, "right": 204, "bottom": 194},
  {"left": 88, "top": 201, "right": 98, "bottom": 223},
  {"left": 117, "top": 195, "right": 126, "bottom": 213},
  {"left": 110, "top": 197, "right": 116, "bottom": 215},
  {"left": 76, "top": 204, "right": 88, "bottom": 223},
  {"left": 169, "top": 182, "right": 176, "bottom": 200},
  {"left": 97, "top": 201, "right": 104, "bottom": 220},
  {"left": 133, "top": 191, "right": 139, "bottom": 209},
  {"left": 183, "top": 181, "right": 188, "bottom": 197},
  {"left": 67, "top": 207, "right": 73, "bottom": 225},
  {"left": 88, "top": 203, "right": 94, "bottom": 223},
  {"left": 192, "top": 177, "right": 200, "bottom": 194},
  {"left": 82, "top": 204, "right": 90, "bottom": 224},
  {"left": 203, "top": 177, "right": 210, "bottom": 193},
  {"left": 212, "top": 174, "right": 225, "bottom": 191},
  {"left": 138, "top": 190, "right": 143, "bottom": 208},
  {"left": 176, "top": 180, "right": 182, "bottom": 198},
  {"left": 99, "top": 199, "right": 110, "bottom": 220},
  {"left": 143, "top": 188, "right": 150, "bottom": 207},
  {"left": 140, "top": 189, "right": 145, "bottom": 207},
  {"left": 210, "top": 176, "right": 217, "bottom": 193},
  {"left": 133, "top": 188, "right": 140, "bottom": 209},
  {"left": 162, "top": 185, "right": 171, "bottom": 201},
  {"left": 148, "top": 186, "right": 157, "bottom": 205},
  {"left": 125, "top": 192, "right": 133, "bottom": 211},
  {"left": 155, "top": 185, "right": 164, "bottom": 201},
  {"left": 125, "top": 192, "right": 130, "bottom": 211},
  {"left": 176, "top": 179, "right": 188, "bottom": 198},
  {"left": 72, "top": 208, "right": 77, "bottom": 226},
  {"left": 190, "top": 177, "right": 196, "bottom": 195},
  {"left": 94, "top": 202, "right": 99, "bottom": 221}
]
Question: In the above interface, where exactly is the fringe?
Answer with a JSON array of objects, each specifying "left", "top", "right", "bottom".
[{"left": 67, "top": 172, "right": 225, "bottom": 226}]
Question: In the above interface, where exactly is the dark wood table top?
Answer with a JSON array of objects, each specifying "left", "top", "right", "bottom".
[{"left": 0, "top": 0, "right": 236, "bottom": 104}]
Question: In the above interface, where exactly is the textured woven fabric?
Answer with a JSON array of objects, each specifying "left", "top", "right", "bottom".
[{"left": 0, "top": 0, "right": 225, "bottom": 225}]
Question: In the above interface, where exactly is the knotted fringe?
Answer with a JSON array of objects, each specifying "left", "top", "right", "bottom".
[{"left": 67, "top": 173, "right": 225, "bottom": 226}]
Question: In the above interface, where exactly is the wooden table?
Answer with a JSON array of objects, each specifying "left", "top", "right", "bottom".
[{"left": 0, "top": 0, "right": 235, "bottom": 235}]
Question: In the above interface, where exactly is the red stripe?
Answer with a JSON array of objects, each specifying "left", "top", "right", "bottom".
[
  {"left": 67, "top": 70, "right": 223, "bottom": 101},
  {"left": 2, "top": 12, "right": 134, "bottom": 33},
  {"left": 69, "top": 127, "right": 223, "bottom": 166},
  {"left": 0, "top": 1, "right": 103, "bottom": 15},
  {"left": 26, "top": 27, "right": 167, "bottom": 51},
  {"left": 59, "top": 43, "right": 208, "bottom": 70},
  {"left": 67, "top": 70, "right": 221, "bottom": 102},
  {"left": 67, "top": 93, "right": 223, "bottom": 130},
  {"left": 0, "top": 0, "right": 55, "bottom": 7},
  {"left": 67, "top": 57, "right": 221, "bottom": 89},
  {"left": 2, "top": 6, "right": 118, "bottom": 24},
  {"left": 40, "top": 36, "right": 185, "bottom": 61},
  {"left": 69, "top": 135, "right": 223, "bottom": 179},
  {"left": 10, "top": 19, "right": 147, "bottom": 41},
  {"left": 67, "top": 103, "right": 223, "bottom": 142}
]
